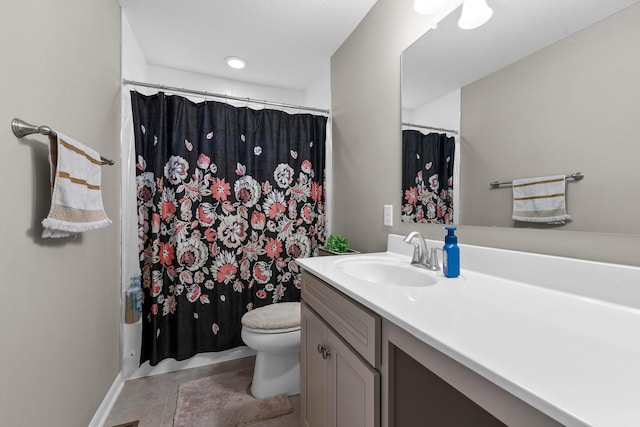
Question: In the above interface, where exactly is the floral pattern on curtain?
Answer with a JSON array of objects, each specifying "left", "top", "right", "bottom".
[
  {"left": 131, "top": 91, "right": 327, "bottom": 366},
  {"left": 401, "top": 130, "right": 455, "bottom": 224}
]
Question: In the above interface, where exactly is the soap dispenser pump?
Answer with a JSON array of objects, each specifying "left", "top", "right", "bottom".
[{"left": 443, "top": 226, "right": 460, "bottom": 278}]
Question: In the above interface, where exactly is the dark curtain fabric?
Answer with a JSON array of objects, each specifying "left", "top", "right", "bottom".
[
  {"left": 401, "top": 130, "right": 455, "bottom": 224},
  {"left": 131, "top": 91, "right": 327, "bottom": 366}
]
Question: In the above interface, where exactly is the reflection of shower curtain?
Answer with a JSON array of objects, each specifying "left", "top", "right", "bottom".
[
  {"left": 131, "top": 91, "right": 327, "bottom": 366},
  {"left": 401, "top": 130, "right": 455, "bottom": 223}
]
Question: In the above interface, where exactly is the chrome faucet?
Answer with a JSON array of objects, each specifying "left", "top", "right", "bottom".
[{"left": 402, "top": 231, "right": 440, "bottom": 271}]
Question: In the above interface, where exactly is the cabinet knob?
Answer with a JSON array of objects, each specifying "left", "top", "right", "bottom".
[
  {"left": 322, "top": 347, "right": 331, "bottom": 359},
  {"left": 317, "top": 344, "right": 332, "bottom": 359}
]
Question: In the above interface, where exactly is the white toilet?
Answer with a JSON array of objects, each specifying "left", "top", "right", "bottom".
[{"left": 241, "top": 302, "right": 301, "bottom": 399}]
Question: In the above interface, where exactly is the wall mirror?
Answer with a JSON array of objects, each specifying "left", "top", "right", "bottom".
[{"left": 401, "top": 0, "right": 640, "bottom": 234}]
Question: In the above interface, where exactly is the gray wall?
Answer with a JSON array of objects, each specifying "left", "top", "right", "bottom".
[
  {"left": 0, "top": 1, "right": 121, "bottom": 426},
  {"left": 460, "top": 3, "right": 640, "bottom": 234},
  {"left": 331, "top": 0, "right": 640, "bottom": 266}
]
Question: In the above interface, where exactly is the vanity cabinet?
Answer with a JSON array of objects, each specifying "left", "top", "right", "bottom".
[
  {"left": 297, "top": 235, "right": 640, "bottom": 426},
  {"left": 300, "top": 269, "right": 563, "bottom": 427},
  {"left": 301, "top": 271, "right": 381, "bottom": 427}
]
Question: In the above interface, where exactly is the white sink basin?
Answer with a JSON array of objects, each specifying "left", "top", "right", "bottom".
[{"left": 335, "top": 257, "right": 437, "bottom": 287}]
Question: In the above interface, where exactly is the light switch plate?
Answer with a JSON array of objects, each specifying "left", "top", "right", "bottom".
[{"left": 384, "top": 204, "right": 393, "bottom": 226}]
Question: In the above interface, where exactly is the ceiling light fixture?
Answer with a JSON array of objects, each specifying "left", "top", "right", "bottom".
[
  {"left": 457, "top": 0, "right": 493, "bottom": 30},
  {"left": 225, "top": 56, "right": 246, "bottom": 69},
  {"left": 413, "top": 0, "right": 446, "bottom": 15}
]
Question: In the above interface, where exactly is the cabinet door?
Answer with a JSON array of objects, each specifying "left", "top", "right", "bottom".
[
  {"left": 302, "top": 303, "right": 329, "bottom": 427},
  {"left": 328, "top": 328, "right": 380, "bottom": 427}
]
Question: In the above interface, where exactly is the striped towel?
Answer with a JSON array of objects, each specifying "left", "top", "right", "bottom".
[
  {"left": 42, "top": 133, "right": 111, "bottom": 238},
  {"left": 512, "top": 175, "right": 571, "bottom": 224}
]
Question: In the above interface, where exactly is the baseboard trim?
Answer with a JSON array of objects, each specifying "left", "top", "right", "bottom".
[
  {"left": 88, "top": 372, "right": 125, "bottom": 427},
  {"left": 126, "top": 346, "right": 255, "bottom": 380}
]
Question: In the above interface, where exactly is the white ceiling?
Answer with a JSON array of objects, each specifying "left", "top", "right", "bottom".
[
  {"left": 119, "top": 0, "right": 378, "bottom": 91},
  {"left": 120, "top": 0, "right": 639, "bottom": 99},
  {"left": 402, "top": 0, "right": 640, "bottom": 110}
]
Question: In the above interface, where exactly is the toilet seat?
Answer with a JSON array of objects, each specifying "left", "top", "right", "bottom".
[{"left": 242, "top": 325, "right": 300, "bottom": 334}]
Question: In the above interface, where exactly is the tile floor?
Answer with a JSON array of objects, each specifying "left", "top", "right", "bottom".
[{"left": 105, "top": 356, "right": 301, "bottom": 427}]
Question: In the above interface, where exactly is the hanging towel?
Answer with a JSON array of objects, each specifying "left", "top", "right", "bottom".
[
  {"left": 512, "top": 175, "right": 571, "bottom": 224},
  {"left": 41, "top": 132, "right": 111, "bottom": 238}
]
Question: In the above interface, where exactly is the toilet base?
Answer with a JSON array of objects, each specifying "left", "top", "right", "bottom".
[{"left": 250, "top": 350, "right": 301, "bottom": 399}]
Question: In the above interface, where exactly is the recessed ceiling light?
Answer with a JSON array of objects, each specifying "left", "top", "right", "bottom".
[{"left": 225, "top": 56, "right": 246, "bottom": 69}]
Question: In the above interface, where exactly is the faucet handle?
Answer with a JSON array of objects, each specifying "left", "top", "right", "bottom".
[
  {"left": 427, "top": 247, "right": 441, "bottom": 271},
  {"left": 408, "top": 241, "right": 423, "bottom": 264}
]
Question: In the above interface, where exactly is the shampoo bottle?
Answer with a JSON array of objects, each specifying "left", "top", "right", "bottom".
[{"left": 443, "top": 226, "right": 460, "bottom": 278}]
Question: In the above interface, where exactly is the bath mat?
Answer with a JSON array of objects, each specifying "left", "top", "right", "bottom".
[{"left": 173, "top": 367, "right": 293, "bottom": 427}]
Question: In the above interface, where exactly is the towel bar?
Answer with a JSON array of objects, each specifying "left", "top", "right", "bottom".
[
  {"left": 490, "top": 172, "right": 584, "bottom": 189},
  {"left": 11, "top": 118, "right": 114, "bottom": 166}
]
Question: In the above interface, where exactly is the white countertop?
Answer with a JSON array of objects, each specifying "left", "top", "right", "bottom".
[{"left": 297, "top": 238, "right": 640, "bottom": 426}]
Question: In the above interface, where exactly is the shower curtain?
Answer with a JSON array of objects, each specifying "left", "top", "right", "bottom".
[
  {"left": 401, "top": 130, "right": 455, "bottom": 224},
  {"left": 131, "top": 91, "right": 327, "bottom": 365}
]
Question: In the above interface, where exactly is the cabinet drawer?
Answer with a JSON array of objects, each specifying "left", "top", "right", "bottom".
[{"left": 302, "top": 270, "right": 381, "bottom": 368}]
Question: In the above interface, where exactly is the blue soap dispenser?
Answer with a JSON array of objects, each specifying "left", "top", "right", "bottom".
[{"left": 443, "top": 226, "right": 460, "bottom": 278}]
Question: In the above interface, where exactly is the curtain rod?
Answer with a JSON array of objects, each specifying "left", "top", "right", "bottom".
[
  {"left": 122, "top": 79, "right": 330, "bottom": 115},
  {"left": 402, "top": 122, "right": 459, "bottom": 135}
]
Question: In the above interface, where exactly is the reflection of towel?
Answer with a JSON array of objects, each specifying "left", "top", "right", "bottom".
[
  {"left": 42, "top": 133, "right": 111, "bottom": 238},
  {"left": 512, "top": 175, "right": 571, "bottom": 224}
]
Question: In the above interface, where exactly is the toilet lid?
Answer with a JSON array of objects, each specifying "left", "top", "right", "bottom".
[{"left": 241, "top": 302, "right": 301, "bottom": 330}]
